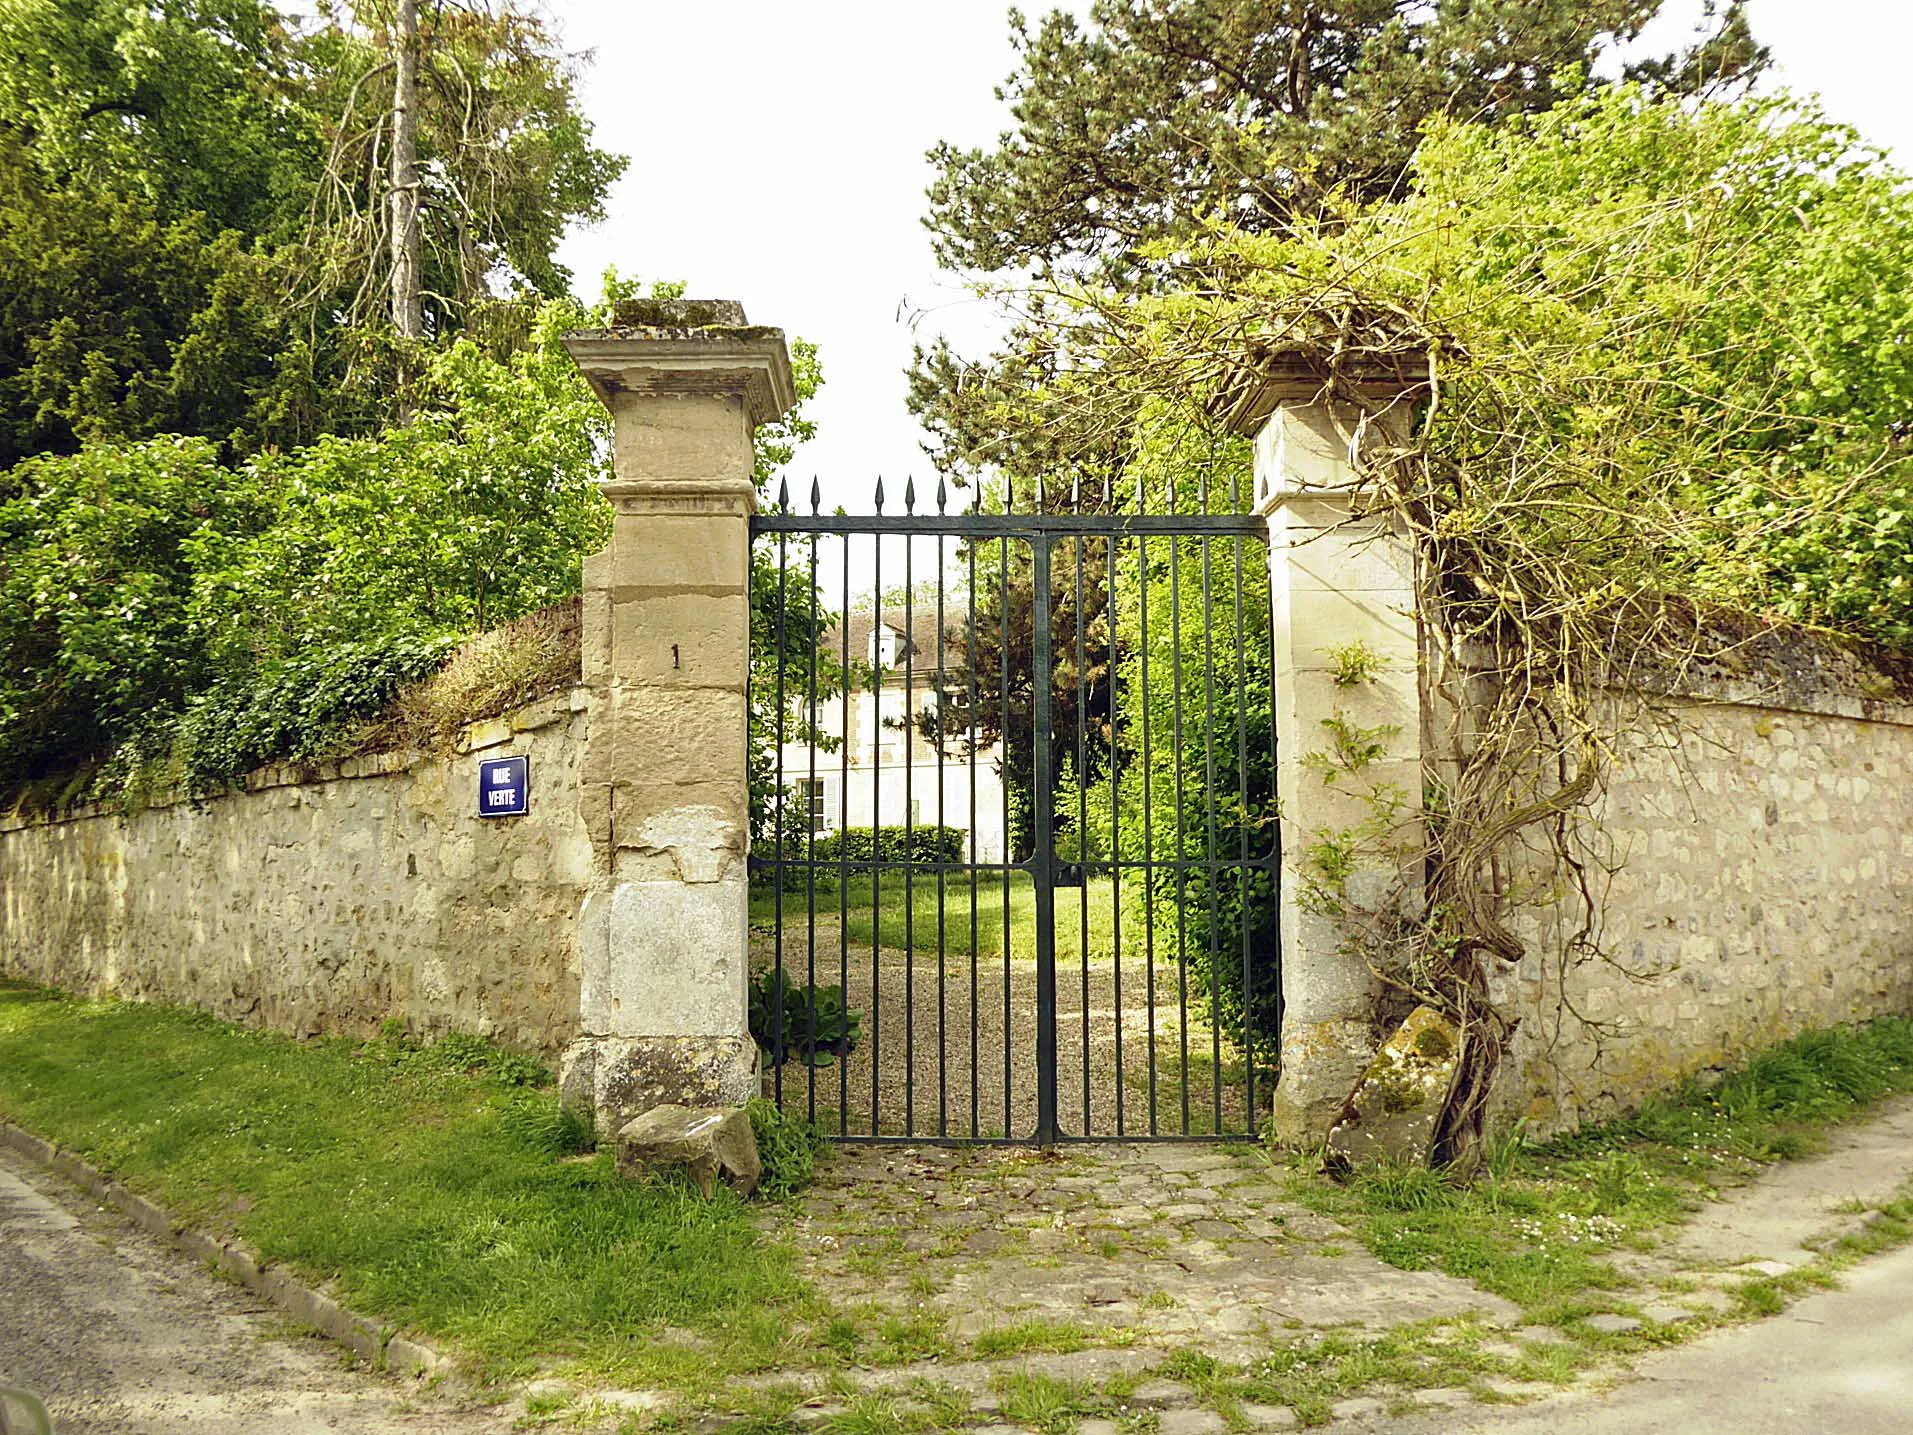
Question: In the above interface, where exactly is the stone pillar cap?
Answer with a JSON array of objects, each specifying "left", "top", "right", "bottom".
[
  {"left": 1212, "top": 349, "right": 1433, "bottom": 437},
  {"left": 563, "top": 298, "right": 797, "bottom": 428}
]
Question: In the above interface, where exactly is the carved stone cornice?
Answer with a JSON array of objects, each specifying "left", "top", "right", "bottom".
[{"left": 563, "top": 310, "right": 797, "bottom": 428}]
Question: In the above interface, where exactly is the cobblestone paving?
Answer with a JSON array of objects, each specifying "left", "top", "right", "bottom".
[
  {"left": 783, "top": 1143, "right": 1520, "bottom": 1369},
  {"left": 511, "top": 1101, "right": 1913, "bottom": 1433}
]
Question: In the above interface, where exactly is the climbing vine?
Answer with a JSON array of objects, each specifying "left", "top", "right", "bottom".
[{"left": 976, "top": 85, "right": 1913, "bottom": 1162}]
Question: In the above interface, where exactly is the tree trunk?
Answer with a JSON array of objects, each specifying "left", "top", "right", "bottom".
[{"left": 389, "top": 0, "right": 423, "bottom": 342}]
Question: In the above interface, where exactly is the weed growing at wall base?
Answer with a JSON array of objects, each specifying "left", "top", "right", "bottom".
[{"left": 0, "top": 981, "right": 810, "bottom": 1387}]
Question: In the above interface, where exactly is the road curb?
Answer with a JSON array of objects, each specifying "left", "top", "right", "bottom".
[{"left": 0, "top": 1119, "right": 453, "bottom": 1382}]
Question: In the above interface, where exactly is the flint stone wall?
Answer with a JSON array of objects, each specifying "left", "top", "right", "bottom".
[
  {"left": 0, "top": 691, "right": 592, "bottom": 1054},
  {"left": 1492, "top": 635, "right": 1913, "bottom": 1130}
]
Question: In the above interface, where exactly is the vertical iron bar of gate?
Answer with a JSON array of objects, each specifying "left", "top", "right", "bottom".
[
  {"left": 903, "top": 496, "right": 916, "bottom": 1137},
  {"left": 1074, "top": 523, "right": 1090, "bottom": 1133},
  {"left": 1232, "top": 479, "right": 1255, "bottom": 1130},
  {"left": 1263, "top": 513, "right": 1285, "bottom": 1103},
  {"left": 1108, "top": 528, "right": 1124, "bottom": 1137},
  {"left": 1138, "top": 527, "right": 1158, "bottom": 1136},
  {"left": 1168, "top": 523, "right": 1192, "bottom": 1136},
  {"left": 839, "top": 534, "right": 852, "bottom": 1136},
  {"left": 870, "top": 504, "right": 882, "bottom": 1137},
  {"left": 1200, "top": 524, "right": 1224, "bottom": 1133},
  {"left": 1030, "top": 534, "right": 1060, "bottom": 1144},
  {"left": 773, "top": 522, "right": 787, "bottom": 1105},
  {"left": 999, "top": 530, "right": 1013, "bottom": 1138},
  {"left": 968, "top": 528, "right": 981, "bottom": 1140},
  {"left": 807, "top": 503, "right": 821, "bottom": 1123},
  {"left": 936, "top": 507, "right": 949, "bottom": 1138}
]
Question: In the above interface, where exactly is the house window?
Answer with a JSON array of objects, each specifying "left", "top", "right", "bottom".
[{"left": 796, "top": 778, "right": 828, "bottom": 833}]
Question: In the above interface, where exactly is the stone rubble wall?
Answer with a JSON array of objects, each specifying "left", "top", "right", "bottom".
[
  {"left": 0, "top": 691, "right": 593, "bottom": 1055},
  {"left": 1494, "top": 661, "right": 1913, "bottom": 1130}
]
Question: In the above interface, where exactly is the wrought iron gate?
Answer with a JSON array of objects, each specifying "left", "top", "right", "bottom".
[{"left": 749, "top": 476, "right": 1279, "bottom": 1143}]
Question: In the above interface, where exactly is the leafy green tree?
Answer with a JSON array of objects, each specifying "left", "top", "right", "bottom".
[
  {"left": 0, "top": 289, "right": 823, "bottom": 798},
  {"left": 913, "top": 0, "right": 1767, "bottom": 487},
  {"left": 0, "top": 0, "right": 625, "bottom": 464},
  {"left": 0, "top": 0, "right": 317, "bottom": 465},
  {"left": 0, "top": 437, "right": 247, "bottom": 782},
  {"left": 191, "top": 301, "right": 613, "bottom": 664},
  {"left": 298, "top": 2, "right": 629, "bottom": 339},
  {"left": 0, "top": 0, "right": 313, "bottom": 235}
]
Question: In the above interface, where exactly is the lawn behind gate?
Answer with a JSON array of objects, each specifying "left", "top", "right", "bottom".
[{"left": 0, "top": 980, "right": 809, "bottom": 1388}]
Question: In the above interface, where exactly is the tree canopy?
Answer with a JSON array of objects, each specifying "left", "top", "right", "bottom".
[
  {"left": 0, "top": 0, "right": 625, "bottom": 467},
  {"left": 913, "top": 0, "right": 1767, "bottom": 488},
  {"left": 0, "top": 4, "right": 829, "bottom": 804},
  {"left": 1093, "top": 85, "right": 1913, "bottom": 647}
]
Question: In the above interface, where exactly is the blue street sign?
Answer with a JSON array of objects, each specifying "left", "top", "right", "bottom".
[{"left": 477, "top": 755, "right": 529, "bottom": 817}]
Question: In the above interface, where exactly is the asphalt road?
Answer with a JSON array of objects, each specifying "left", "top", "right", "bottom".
[{"left": 0, "top": 1147, "right": 505, "bottom": 1434}]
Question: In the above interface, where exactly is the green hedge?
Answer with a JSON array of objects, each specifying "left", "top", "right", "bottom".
[{"left": 771, "top": 824, "right": 967, "bottom": 867}]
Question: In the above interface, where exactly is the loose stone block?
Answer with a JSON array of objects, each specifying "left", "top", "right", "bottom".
[
  {"left": 615, "top": 1103, "right": 761, "bottom": 1199},
  {"left": 1270, "top": 1019, "right": 1377, "bottom": 1145},
  {"left": 1325, "top": 1005, "right": 1460, "bottom": 1169}
]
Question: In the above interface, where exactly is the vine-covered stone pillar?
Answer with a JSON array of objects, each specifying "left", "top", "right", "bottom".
[
  {"left": 558, "top": 299, "right": 795, "bottom": 1135},
  {"left": 1229, "top": 367, "right": 1425, "bottom": 1145}
]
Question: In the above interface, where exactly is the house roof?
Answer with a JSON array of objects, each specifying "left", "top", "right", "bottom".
[{"left": 837, "top": 610, "right": 974, "bottom": 672}]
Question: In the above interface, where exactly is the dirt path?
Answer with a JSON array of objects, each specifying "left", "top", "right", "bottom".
[
  {"left": 0, "top": 1148, "right": 505, "bottom": 1435},
  {"left": 1666, "top": 1092, "right": 1913, "bottom": 1269},
  {"left": 1396, "top": 1240, "right": 1913, "bottom": 1435}
]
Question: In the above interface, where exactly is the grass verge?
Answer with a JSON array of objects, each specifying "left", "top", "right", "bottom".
[
  {"left": 0, "top": 980, "right": 812, "bottom": 1390},
  {"left": 1287, "top": 1016, "right": 1913, "bottom": 1325}
]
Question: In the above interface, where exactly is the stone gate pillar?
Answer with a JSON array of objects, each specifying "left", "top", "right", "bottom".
[
  {"left": 1224, "top": 364, "right": 1426, "bottom": 1145},
  {"left": 558, "top": 299, "right": 795, "bottom": 1135}
]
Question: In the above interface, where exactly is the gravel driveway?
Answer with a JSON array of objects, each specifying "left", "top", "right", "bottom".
[{"left": 752, "top": 919, "right": 1262, "bottom": 1139}]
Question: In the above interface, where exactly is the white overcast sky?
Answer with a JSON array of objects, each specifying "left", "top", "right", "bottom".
[{"left": 548, "top": 1, "right": 1913, "bottom": 515}]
